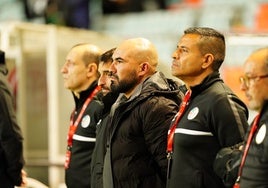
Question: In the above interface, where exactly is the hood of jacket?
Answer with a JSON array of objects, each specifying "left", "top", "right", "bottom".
[{"left": 137, "top": 71, "right": 183, "bottom": 105}]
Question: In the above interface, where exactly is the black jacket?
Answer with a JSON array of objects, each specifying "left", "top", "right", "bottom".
[
  {"left": 166, "top": 72, "right": 248, "bottom": 188},
  {"left": 240, "top": 100, "right": 268, "bottom": 188},
  {"left": 91, "top": 91, "right": 119, "bottom": 188},
  {"left": 0, "top": 65, "right": 24, "bottom": 188},
  {"left": 103, "top": 72, "right": 183, "bottom": 188},
  {"left": 65, "top": 81, "right": 103, "bottom": 188}
]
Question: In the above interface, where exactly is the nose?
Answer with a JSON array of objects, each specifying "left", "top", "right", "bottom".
[
  {"left": 109, "top": 62, "right": 116, "bottom": 74},
  {"left": 240, "top": 83, "right": 248, "bottom": 91},
  {"left": 172, "top": 50, "right": 179, "bottom": 60},
  {"left": 239, "top": 80, "right": 248, "bottom": 91},
  {"left": 98, "top": 75, "right": 105, "bottom": 86},
  {"left": 61, "top": 62, "right": 67, "bottom": 74}
]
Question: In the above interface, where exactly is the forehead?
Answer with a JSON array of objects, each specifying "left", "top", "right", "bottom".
[
  {"left": 99, "top": 62, "right": 112, "bottom": 71},
  {"left": 178, "top": 34, "right": 200, "bottom": 46},
  {"left": 244, "top": 52, "right": 266, "bottom": 73},
  {"left": 112, "top": 44, "right": 132, "bottom": 59},
  {"left": 66, "top": 48, "right": 81, "bottom": 61}
]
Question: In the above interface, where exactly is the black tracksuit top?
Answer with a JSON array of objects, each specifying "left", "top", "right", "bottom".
[
  {"left": 240, "top": 101, "right": 268, "bottom": 188},
  {"left": 65, "top": 81, "right": 103, "bottom": 188},
  {"left": 166, "top": 72, "right": 248, "bottom": 188}
]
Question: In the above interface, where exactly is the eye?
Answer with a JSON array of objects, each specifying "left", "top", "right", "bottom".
[
  {"left": 102, "top": 71, "right": 110, "bottom": 76},
  {"left": 181, "top": 48, "right": 188, "bottom": 53},
  {"left": 66, "top": 61, "right": 75, "bottom": 67},
  {"left": 117, "top": 59, "right": 124, "bottom": 64},
  {"left": 114, "top": 58, "right": 125, "bottom": 64}
]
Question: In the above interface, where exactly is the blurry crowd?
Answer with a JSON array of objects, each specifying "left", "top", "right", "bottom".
[{"left": 23, "top": 0, "right": 174, "bottom": 29}]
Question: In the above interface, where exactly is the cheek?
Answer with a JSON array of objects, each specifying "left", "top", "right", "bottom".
[
  {"left": 116, "top": 65, "right": 129, "bottom": 77},
  {"left": 98, "top": 76, "right": 105, "bottom": 85},
  {"left": 107, "top": 80, "right": 112, "bottom": 88},
  {"left": 258, "top": 87, "right": 268, "bottom": 100},
  {"left": 105, "top": 77, "right": 112, "bottom": 86},
  {"left": 250, "top": 85, "right": 262, "bottom": 100}
]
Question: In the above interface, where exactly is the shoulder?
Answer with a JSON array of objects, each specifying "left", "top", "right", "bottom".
[{"left": 138, "top": 95, "right": 179, "bottom": 116}]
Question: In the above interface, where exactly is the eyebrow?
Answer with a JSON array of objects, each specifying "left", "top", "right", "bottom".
[
  {"left": 114, "top": 57, "right": 125, "bottom": 62},
  {"left": 102, "top": 70, "right": 110, "bottom": 74},
  {"left": 178, "top": 45, "right": 188, "bottom": 49}
]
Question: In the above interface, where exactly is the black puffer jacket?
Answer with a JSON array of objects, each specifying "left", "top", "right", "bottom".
[
  {"left": 91, "top": 91, "right": 119, "bottom": 188},
  {"left": 0, "top": 65, "right": 24, "bottom": 188},
  {"left": 103, "top": 72, "right": 183, "bottom": 188}
]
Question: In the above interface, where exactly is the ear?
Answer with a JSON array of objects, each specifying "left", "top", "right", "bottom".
[
  {"left": 86, "top": 63, "right": 98, "bottom": 77},
  {"left": 201, "top": 53, "right": 214, "bottom": 69},
  {"left": 138, "top": 62, "right": 149, "bottom": 76}
]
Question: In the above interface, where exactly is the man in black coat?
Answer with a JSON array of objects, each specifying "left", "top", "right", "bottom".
[
  {"left": 167, "top": 27, "right": 248, "bottom": 188},
  {"left": 103, "top": 38, "right": 183, "bottom": 188},
  {"left": 0, "top": 50, "right": 26, "bottom": 187},
  {"left": 237, "top": 47, "right": 268, "bottom": 187},
  {"left": 91, "top": 47, "right": 119, "bottom": 188},
  {"left": 61, "top": 44, "right": 103, "bottom": 188}
]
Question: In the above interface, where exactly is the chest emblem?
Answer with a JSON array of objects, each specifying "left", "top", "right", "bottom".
[
  {"left": 81, "top": 115, "right": 91, "bottom": 128},
  {"left": 187, "top": 107, "right": 199, "bottom": 120},
  {"left": 255, "top": 123, "right": 266, "bottom": 144}
]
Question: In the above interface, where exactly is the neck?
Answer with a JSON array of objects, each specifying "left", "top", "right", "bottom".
[
  {"left": 124, "top": 75, "right": 149, "bottom": 98},
  {"left": 73, "top": 78, "right": 97, "bottom": 99},
  {"left": 74, "top": 92, "right": 80, "bottom": 99},
  {"left": 183, "top": 70, "right": 214, "bottom": 87}
]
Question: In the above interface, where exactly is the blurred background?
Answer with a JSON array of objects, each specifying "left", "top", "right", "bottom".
[{"left": 1, "top": 0, "right": 268, "bottom": 187}]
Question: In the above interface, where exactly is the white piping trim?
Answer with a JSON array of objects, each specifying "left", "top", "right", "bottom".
[
  {"left": 175, "top": 128, "right": 213, "bottom": 136},
  {"left": 73, "top": 134, "right": 96, "bottom": 142}
]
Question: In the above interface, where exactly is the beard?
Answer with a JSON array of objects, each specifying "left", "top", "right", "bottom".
[{"left": 110, "top": 70, "right": 139, "bottom": 94}]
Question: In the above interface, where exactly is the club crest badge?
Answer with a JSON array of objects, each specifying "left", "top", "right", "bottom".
[
  {"left": 255, "top": 124, "right": 266, "bottom": 144},
  {"left": 81, "top": 115, "right": 91, "bottom": 128},
  {"left": 187, "top": 107, "right": 199, "bottom": 120}
]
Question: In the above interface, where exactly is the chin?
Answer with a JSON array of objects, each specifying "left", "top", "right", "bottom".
[
  {"left": 171, "top": 72, "right": 180, "bottom": 78},
  {"left": 249, "top": 101, "right": 261, "bottom": 112},
  {"left": 103, "top": 92, "right": 109, "bottom": 96}
]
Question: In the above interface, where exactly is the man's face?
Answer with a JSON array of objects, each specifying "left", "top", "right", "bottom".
[
  {"left": 98, "top": 61, "right": 112, "bottom": 96},
  {"left": 61, "top": 48, "right": 89, "bottom": 93},
  {"left": 240, "top": 55, "right": 268, "bottom": 111},
  {"left": 171, "top": 34, "right": 205, "bottom": 81},
  {"left": 109, "top": 46, "right": 140, "bottom": 95}
]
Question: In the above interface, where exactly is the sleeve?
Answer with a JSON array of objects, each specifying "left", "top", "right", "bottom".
[
  {"left": 0, "top": 82, "right": 24, "bottom": 186},
  {"left": 209, "top": 93, "right": 248, "bottom": 187},
  {"left": 142, "top": 96, "right": 179, "bottom": 181},
  {"left": 211, "top": 93, "right": 249, "bottom": 147}
]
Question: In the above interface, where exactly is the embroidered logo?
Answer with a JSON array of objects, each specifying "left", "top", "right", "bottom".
[
  {"left": 255, "top": 123, "right": 266, "bottom": 144},
  {"left": 187, "top": 107, "right": 199, "bottom": 120},
  {"left": 81, "top": 115, "right": 91, "bottom": 128}
]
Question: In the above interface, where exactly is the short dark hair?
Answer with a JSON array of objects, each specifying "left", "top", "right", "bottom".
[
  {"left": 184, "top": 27, "right": 225, "bottom": 70},
  {"left": 100, "top": 47, "right": 116, "bottom": 64}
]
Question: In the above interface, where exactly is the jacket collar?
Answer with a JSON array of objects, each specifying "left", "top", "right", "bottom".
[
  {"left": 190, "top": 72, "right": 222, "bottom": 98},
  {"left": 73, "top": 80, "right": 98, "bottom": 108}
]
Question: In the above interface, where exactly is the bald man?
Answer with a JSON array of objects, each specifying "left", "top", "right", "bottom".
[
  {"left": 103, "top": 38, "right": 183, "bottom": 188},
  {"left": 237, "top": 47, "right": 268, "bottom": 187},
  {"left": 61, "top": 43, "right": 103, "bottom": 188}
]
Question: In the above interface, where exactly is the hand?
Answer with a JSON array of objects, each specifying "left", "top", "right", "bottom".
[{"left": 20, "top": 169, "right": 28, "bottom": 187}]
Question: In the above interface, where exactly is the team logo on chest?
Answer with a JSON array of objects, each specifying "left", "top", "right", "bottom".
[
  {"left": 255, "top": 124, "right": 266, "bottom": 144},
  {"left": 81, "top": 115, "right": 91, "bottom": 128},
  {"left": 187, "top": 107, "right": 199, "bottom": 120}
]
